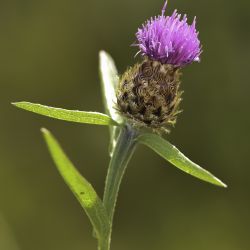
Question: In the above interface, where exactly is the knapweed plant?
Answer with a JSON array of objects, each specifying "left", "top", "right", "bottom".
[{"left": 13, "top": 1, "right": 226, "bottom": 250}]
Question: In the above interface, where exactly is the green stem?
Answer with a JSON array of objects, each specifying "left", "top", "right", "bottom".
[
  {"left": 98, "top": 237, "right": 109, "bottom": 250},
  {"left": 101, "top": 124, "right": 138, "bottom": 250}
]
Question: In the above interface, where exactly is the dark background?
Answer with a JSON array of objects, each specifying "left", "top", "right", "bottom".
[{"left": 1, "top": 0, "right": 250, "bottom": 249}]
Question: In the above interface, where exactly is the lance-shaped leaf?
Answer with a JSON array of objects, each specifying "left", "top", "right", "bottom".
[
  {"left": 99, "top": 51, "right": 122, "bottom": 155},
  {"left": 138, "top": 133, "right": 227, "bottom": 187},
  {"left": 13, "top": 102, "right": 116, "bottom": 126},
  {"left": 41, "top": 128, "right": 110, "bottom": 239},
  {"left": 99, "top": 51, "right": 121, "bottom": 123}
]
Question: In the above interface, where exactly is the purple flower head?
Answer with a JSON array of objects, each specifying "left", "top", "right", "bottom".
[{"left": 135, "top": 1, "right": 202, "bottom": 67}]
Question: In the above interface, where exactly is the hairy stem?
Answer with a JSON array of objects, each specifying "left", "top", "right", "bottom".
[{"left": 101, "top": 124, "right": 138, "bottom": 250}]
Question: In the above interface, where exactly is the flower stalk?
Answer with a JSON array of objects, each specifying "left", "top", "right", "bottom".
[{"left": 102, "top": 124, "right": 139, "bottom": 250}]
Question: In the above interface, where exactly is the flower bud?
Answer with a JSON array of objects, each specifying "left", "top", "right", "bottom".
[{"left": 117, "top": 58, "right": 182, "bottom": 132}]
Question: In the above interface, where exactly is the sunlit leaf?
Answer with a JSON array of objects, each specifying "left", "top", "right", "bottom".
[
  {"left": 13, "top": 102, "right": 116, "bottom": 126},
  {"left": 99, "top": 51, "right": 121, "bottom": 123},
  {"left": 138, "top": 133, "right": 227, "bottom": 187},
  {"left": 99, "top": 51, "right": 123, "bottom": 156},
  {"left": 41, "top": 128, "right": 109, "bottom": 239}
]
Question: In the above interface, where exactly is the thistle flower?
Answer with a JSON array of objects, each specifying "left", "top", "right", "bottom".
[
  {"left": 136, "top": 1, "right": 202, "bottom": 66},
  {"left": 117, "top": 1, "right": 202, "bottom": 132}
]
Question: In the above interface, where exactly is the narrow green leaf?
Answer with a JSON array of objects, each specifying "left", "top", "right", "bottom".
[
  {"left": 99, "top": 51, "right": 121, "bottom": 123},
  {"left": 41, "top": 128, "right": 109, "bottom": 239},
  {"left": 99, "top": 51, "right": 123, "bottom": 156},
  {"left": 13, "top": 102, "right": 116, "bottom": 126},
  {"left": 138, "top": 133, "right": 227, "bottom": 187}
]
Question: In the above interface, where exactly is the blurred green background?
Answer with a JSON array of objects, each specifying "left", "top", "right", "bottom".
[{"left": 1, "top": 0, "right": 250, "bottom": 249}]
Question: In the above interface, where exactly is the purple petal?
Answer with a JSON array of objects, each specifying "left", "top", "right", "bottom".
[{"left": 135, "top": 3, "right": 202, "bottom": 67}]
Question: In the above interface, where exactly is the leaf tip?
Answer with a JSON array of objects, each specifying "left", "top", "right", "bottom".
[
  {"left": 209, "top": 173, "right": 227, "bottom": 188},
  {"left": 99, "top": 50, "right": 112, "bottom": 63},
  {"left": 99, "top": 50, "right": 107, "bottom": 57},
  {"left": 215, "top": 178, "right": 228, "bottom": 188},
  {"left": 40, "top": 127, "right": 50, "bottom": 135},
  {"left": 11, "top": 101, "right": 22, "bottom": 107},
  {"left": 11, "top": 101, "right": 29, "bottom": 109}
]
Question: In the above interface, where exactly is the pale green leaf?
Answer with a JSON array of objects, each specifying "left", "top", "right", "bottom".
[
  {"left": 13, "top": 102, "right": 116, "bottom": 126},
  {"left": 99, "top": 51, "right": 121, "bottom": 123},
  {"left": 99, "top": 51, "right": 123, "bottom": 156},
  {"left": 138, "top": 133, "right": 227, "bottom": 187},
  {"left": 41, "top": 128, "right": 109, "bottom": 239}
]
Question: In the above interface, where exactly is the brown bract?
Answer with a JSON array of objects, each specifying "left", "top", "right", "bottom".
[{"left": 117, "top": 58, "right": 183, "bottom": 133}]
